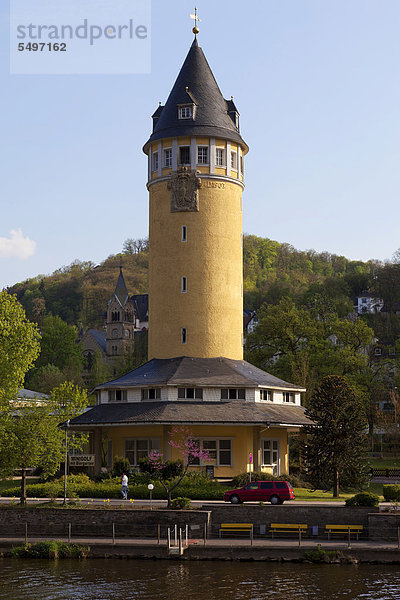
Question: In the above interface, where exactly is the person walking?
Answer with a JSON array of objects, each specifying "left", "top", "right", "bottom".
[{"left": 121, "top": 473, "right": 129, "bottom": 500}]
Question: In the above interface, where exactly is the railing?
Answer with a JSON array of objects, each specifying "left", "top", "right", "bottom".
[{"left": 370, "top": 468, "right": 400, "bottom": 478}]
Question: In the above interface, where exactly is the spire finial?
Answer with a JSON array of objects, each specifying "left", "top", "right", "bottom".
[{"left": 190, "top": 7, "right": 201, "bottom": 36}]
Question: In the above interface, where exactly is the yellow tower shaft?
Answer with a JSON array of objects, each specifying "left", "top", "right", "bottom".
[{"left": 148, "top": 175, "right": 243, "bottom": 360}]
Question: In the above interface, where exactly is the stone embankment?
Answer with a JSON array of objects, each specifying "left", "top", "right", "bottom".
[{"left": 1, "top": 504, "right": 400, "bottom": 562}]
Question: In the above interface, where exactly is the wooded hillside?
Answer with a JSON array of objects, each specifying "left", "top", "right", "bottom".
[{"left": 7, "top": 235, "right": 382, "bottom": 329}]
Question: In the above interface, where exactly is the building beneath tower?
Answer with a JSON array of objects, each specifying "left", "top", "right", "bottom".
[{"left": 70, "top": 33, "right": 311, "bottom": 477}]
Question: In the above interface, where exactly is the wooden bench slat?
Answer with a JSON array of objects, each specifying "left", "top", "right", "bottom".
[
  {"left": 325, "top": 525, "right": 363, "bottom": 530},
  {"left": 325, "top": 525, "right": 363, "bottom": 540},
  {"left": 219, "top": 523, "right": 253, "bottom": 539}
]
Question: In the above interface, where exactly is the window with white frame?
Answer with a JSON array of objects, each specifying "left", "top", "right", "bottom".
[
  {"left": 179, "top": 146, "right": 190, "bottom": 165},
  {"left": 108, "top": 390, "right": 127, "bottom": 403},
  {"left": 141, "top": 388, "right": 161, "bottom": 400},
  {"left": 125, "top": 438, "right": 160, "bottom": 466},
  {"left": 197, "top": 146, "right": 209, "bottom": 164},
  {"left": 283, "top": 392, "right": 295, "bottom": 403},
  {"left": 221, "top": 388, "right": 245, "bottom": 400},
  {"left": 262, "top": 439, "right": 279, "bottom": 467},
  {"left": 178, "top": 387, "right": 203, "bottom": 399},
  {"left": 191, "top": 439, "right": 232, "bottom": 466},
  {"left": 152, "top": 151, "right": 159, "bottom": 172},
  {"left": 181, "top": 225, "right": 187, "bottom": 242},
  {"left": 164, "top": 148, "right": 172, "bottom": 168},
  {"left": 216, "top": 147, "right": 225, "bottom": 167},
  {"left": 230, "top": 150, "right": 238, "bottom": 170},
  {"left": 181, "top": 276, "right": 187, "bottom": 293},
  {"left": 178, "top": 105, "right": 193, "bottom": 119},
  {"left": 260, "top": 389, "right": 273, "bottom": 402}
]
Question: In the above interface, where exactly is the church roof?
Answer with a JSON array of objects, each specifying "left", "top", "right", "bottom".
[
  {"left": 144, "top": 38, "right": 248, "bottom": 153},
  {"left": 133, "top": 294, "right": 149, "bottom": 323},
  {"left": 69, "top": 401, "right": 311, "bottom": 428},
  {"left": 87, "top": 329, "right": 107, "bottom": 352},
  {"left": 111, "top": 267, "right": 129, "bottom": 307},
  {"left": 95, "top": 356, "right": 305, "bottom": 392}
]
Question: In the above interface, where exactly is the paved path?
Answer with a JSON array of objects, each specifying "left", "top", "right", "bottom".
[{"left": 0, "top": 497, "right": 353, "bottom": 507}]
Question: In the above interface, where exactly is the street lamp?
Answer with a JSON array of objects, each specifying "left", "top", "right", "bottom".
[
  {"left": 63, "top": 419, "right": 70, "bottom": 505},
  {"left": 148, "top": 483, "right": 154, "bottom": 510}
]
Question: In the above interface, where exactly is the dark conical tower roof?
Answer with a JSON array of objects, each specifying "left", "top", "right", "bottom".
[
  {"left": 144, "top": 38, "right": 248, "bottom": 153},
  {"left": 111, "top": 267, "right": 129, "bottom": 307}
]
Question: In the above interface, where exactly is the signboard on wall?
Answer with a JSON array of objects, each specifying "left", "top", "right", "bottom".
[{"left": 69, "top": 454, "right": 95, "bottom": 467}]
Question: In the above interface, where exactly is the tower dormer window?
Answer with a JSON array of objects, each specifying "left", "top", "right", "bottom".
[{"left": 178, "top": 105, "right": 193, "bottom": 119}]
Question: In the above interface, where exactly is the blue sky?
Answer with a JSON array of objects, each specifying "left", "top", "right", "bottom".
[{"left": 1, "top": 0, "right": 400, "bottom": 289}]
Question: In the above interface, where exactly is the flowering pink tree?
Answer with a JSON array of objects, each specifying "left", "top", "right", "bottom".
[{"left": 147, "top": 426, "right": 209, "bottom": 507}]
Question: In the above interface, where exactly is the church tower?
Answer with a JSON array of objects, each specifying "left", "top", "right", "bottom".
[
  {"left": 143, "top": 34, "right": 248, "bottom": 360},
  {"left": 105, "top": 267, "right": 135, "bottom": 357}
]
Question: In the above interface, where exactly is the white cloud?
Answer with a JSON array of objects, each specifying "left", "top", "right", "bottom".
[{"left": 0, "top": 229, "right": 36, "bottom": 260}]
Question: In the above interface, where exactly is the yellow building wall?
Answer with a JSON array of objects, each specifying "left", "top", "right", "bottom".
[
  {"left": 148, "top": 178, "right": 244, "bottom": 360},
  {"left": 101, "top": 425, "right": 289, "bottom": 478}
]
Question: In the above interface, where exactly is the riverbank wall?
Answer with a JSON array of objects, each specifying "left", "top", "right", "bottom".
[{"left": 2, "top": 504, "right": 400, "bottom": 563}]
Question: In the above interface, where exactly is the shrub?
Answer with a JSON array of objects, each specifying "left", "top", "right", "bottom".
[
  {"left": 138, "top": 457, "right": 184, "bottom": 479},
  {"left": 171, "top": 497, "right": 191, "bottom": 509},
  {"left": 383, "top": 485, "right": 400, "bottom": 502},
  {"left": 11, "top": 541, "right": 89, "bottom": 559},
  {"left": 345, "top": 492, "right": 379, "bottom": 507},
  {"left": 303, "top": 544, "right": 342, "bottom": 563},
  {"left": 112, "top": 456, "right": 131, "bottom": 477}
]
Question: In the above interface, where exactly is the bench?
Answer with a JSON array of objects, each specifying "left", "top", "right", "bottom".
[
  {"left": 325, "top": 525, "right": 363, "bottom": 540},
  {"left": 219, "top": 523, "right": 253, "bottom": 539},
  {"left": 270, "top": 523, "right": 308, "bottom": 538}
]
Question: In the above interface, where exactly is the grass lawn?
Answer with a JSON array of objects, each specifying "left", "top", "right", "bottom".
[{"left": 293, "top": 482, "right": 384, "bottom": 502}]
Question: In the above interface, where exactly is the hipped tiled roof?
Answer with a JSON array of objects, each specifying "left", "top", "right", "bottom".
[
  {"left": 69, "top": 401, "right": 312, "bottom": 428},
  {"left": 95, "top": 356, "right": 306, "bottom": 392}
]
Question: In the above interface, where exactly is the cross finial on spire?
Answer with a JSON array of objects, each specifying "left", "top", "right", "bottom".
[{"left": 190, "top": 7, "right": 201, "bottom": 36}]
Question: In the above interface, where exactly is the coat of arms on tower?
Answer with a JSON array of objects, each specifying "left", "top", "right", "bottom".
[{"left": 168, "top": 166, "right": 201, "bottom": 212}]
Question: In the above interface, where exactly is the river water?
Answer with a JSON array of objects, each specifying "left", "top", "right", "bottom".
[{"left": 1, "top": 559, "right": 400, "bottom": 600}]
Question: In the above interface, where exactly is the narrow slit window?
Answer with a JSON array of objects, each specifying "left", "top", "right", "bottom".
[
  {"left": 181, "top": 225, "right": 187, "bottom": 242},
  {"left": 181, "top": 276, "right": 187, "bottom": 293},
  {"left": 181, "top": 328, "right": 187, "bottom": 344}
]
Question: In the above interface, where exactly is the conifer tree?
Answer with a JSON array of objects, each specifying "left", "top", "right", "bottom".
[{"left": 303, "top": 375, "right": 369, "bottom": 497}]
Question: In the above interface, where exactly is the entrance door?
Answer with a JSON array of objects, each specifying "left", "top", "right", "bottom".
[{"left": 261, "top": 439, "right": 280, "bottom": 475}]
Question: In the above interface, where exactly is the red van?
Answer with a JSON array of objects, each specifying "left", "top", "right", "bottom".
[{"left": 223, "top": 481, "right": 295, "bottom": 504}]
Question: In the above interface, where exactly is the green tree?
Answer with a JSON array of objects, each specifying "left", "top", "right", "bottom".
[
  {"left": 0, "top": 382, "right": 88, "bottom": 504},
  {"left": 36, "top": 315, "right": 83, "bottom": 372},
  {"left": 28, "top": 364, "right": 66, "bottom": 395},
  {"left": 0, "top": 291, "right": 40, "bottom": 406},
  {"left": 303, "top": 376, "right": 369, "bottom": 497},
  {"left": 245, "top": 298, "right": 375, "bottom": 402}
]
